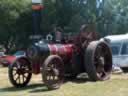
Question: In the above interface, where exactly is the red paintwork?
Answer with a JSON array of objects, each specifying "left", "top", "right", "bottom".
[
  {"left": 0, "top": 55, "right": 15, "bottom": 66},
  {"left": 48, "top": 44, "right": 73, "bottom": 58},
  {"left": 32, "top": 60, "right": 41, "bottom": 74},
  {"left": 2, "top": 55, "right": 15, "bottom": 61},
  {"left": 48, "top": 44, "right": 57, "bottom": 55}
]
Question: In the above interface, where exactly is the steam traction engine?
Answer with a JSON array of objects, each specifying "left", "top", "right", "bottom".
[
  {"left": 8, "top": 33, "right": 112, "bottom": 89},
  {"left": 8, "top": 0, "right": 112, "bottom": 90}
]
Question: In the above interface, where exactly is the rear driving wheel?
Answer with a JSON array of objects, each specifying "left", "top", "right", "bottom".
[
  {"left": 9, "top": 57, "right": 32, "bottom": 87},
  {"left": 85, "top": 41, "right": 112, "bottom": 81},
  {"left": 42, "top": 55, "right": 64, "bottom": 90}
]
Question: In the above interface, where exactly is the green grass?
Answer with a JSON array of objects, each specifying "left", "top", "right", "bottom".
[{"left": 0, "top": 67, "right": 128, "bottom": 96}]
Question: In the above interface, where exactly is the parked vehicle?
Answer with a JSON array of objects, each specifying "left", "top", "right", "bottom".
[
  {"left": 0, "top": 51, "right": 25, "bottom": 67},
  {"left": 0, "top": 56, "right": 15, "bottom": 67},
  {"left": 13, "top": 51, "right": 26, "bottom": 57},
  {"left": 101, "top": 34, "right": 128, "bottom": 70}
]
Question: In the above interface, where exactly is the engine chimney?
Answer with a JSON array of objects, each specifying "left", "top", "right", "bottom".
[{"left": 32, "top": 0, "right": 44, "bottom": 36}]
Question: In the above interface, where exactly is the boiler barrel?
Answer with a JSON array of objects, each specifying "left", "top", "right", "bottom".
[{"left": 27, "top": 43, "right": 73, "bottom": 60}]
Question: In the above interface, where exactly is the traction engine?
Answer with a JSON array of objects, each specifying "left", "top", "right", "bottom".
[{"left": 8, "top": 0, "right": 112, "bottom": 90}]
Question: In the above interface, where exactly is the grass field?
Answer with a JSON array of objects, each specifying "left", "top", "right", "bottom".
[{"left": 0, "top": 66, "right": 128, "bottom": 96}]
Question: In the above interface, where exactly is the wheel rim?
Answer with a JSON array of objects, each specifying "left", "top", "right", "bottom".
[
  {"left": 10, "top": 58, "right": 32, "bottom": 86},
  {"left": 94, "top": 43, "right": 112, "bottom": 80},
  {"left": 44, "top": 57, "right": 64, "bottom": 89}
]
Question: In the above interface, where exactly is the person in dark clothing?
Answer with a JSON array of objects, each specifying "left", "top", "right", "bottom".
[{"left": 79, "top": 24, "right": 97, "bottom": 47}]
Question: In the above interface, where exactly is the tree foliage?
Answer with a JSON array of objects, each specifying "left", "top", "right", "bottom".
[
  {"left": 0, "top": 0, "right": 128, "bottom": 52},
  {"left": 0, "top": 0, "right": 31, "bottom": 51}
]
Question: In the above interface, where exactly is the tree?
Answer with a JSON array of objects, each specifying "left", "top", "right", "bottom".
[
  {"left": 0, "top": 0, "right": 128, "bottom": 52},
  {"left": 0, "top": 0, "right": 31, "bottom": 52}
]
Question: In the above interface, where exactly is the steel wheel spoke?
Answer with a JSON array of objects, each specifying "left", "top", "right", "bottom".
[
  {"left": 22, "top": 75, "right": 24, "bottom": 83},
  {"left": 22, "top": 74, "right": 27, "bottom": 82},
  {"left": 13, "top": 68, "right": 17, "bottom": 71},
  {"left": 24, "top": 69, "right": 31, "bottom": 73},
  {"left": 13, "top": 72, "right": 17, "bottom": 76},
  {"left": 19, "top": 75, "right": 21, "bottom": 84},
  {"left": 16, "top": 75, "right": 20, "bottom": 82}
]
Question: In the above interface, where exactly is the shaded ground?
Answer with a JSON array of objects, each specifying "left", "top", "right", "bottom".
[{"left": 0, "top": 66, "right": 128, "bottom": 96}]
